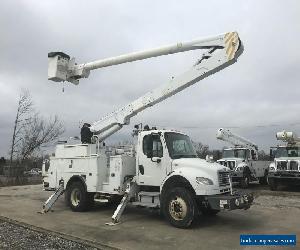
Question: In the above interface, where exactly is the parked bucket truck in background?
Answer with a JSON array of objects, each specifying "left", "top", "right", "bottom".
[
  {"left": 268, "top": 131, "right": 300, "bottom": 190},
  {"left": 42, "top": 32, "right": 253, "bottom": 228},
  {"left": 216, "top": 128, "right": 269, "bottom": 188}
]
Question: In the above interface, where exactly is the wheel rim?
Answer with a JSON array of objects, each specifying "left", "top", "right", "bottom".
[
  {"left": 169, "top": 196, "right": 187, "bottom": 221},
  {"left": 70, "top": 188, "right": 81, "bottom": 207}
]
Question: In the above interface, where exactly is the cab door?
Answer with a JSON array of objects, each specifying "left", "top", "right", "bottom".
[{"left": 137, "top": 133, "right": 168, "bottom": 186}]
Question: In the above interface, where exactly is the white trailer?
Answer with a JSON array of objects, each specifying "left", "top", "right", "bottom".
[
  {"left": 43, "top": 32, "right": 253, "bottom": 228},
  {"left": 268, "top": 131, "right": 300, "bottom": 190},
  {"left": 216, "top": 128, "right": 269, "bottom": 188}
]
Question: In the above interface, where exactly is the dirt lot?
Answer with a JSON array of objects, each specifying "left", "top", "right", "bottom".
[{"left": 0, "top": 184, "right": 299, "bottom": 250}]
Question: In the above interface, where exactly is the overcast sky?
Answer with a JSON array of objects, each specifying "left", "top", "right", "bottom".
[{"left": 0, "top": 0, "right": 299, "bottom": 157}]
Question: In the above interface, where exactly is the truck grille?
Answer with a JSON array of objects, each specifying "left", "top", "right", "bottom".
[
  {"left": 276, "top": 161, "right": 287, "bottom": 170},
  {"left": 276, "top": 160, "right": 300, "bottom": 171},
  {"left": 218, "top": 171, "right": 231, "bottom": 186},
  {"left": 218, "top": 160, "right": 236, "bottom": 170},
  {"left": 289, "top": 161, "right": 299, "bottom": 171}
]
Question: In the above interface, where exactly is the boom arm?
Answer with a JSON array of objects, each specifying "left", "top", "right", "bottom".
[
  {"left": 216, "top": 128, "right": 258, "bottom": 150},
  {"left": 48, "top": 32, "right": 243, "bottom": 141}
]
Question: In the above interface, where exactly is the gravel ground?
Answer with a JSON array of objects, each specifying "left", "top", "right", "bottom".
[{"left": 0, "top": 219, "right": 99, "bottom": 250}]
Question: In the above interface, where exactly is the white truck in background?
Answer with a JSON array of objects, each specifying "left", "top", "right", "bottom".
[
  {"left": 42, "top": 32, "right": 253, "bottom": 228},
  {"left": 216, "top": 128, "right": 269, "bottom": 188},
  {"left": 268, "top": 131, "right": 300, "bottom": 190}
]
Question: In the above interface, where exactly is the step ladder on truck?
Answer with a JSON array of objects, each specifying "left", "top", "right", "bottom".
[{"left": 42, "top": 31, "right": 253, "bottom": 228}]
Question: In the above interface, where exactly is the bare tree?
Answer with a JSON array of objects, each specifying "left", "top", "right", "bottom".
[
  {"left": 192, "top": 141, "right": 210, "bottom": 159},
  {"left": 17, "top": 114, "right": 64, "bottom": 161},
  {"left": 9, "top": 90, "right": 33, "bottom": 165},
  {"left": 9, "top": 90, "right": 65, "bottom": 165}
]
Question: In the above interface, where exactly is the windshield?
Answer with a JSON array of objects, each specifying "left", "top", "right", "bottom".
[
  {"left": 275, "top": 147, "right": 300, "bottom": 158},
  {"left": 223, "top": 149, "right": 248, "bottom": 159},
  {"left": 165, "top": 132, "right": 197, "bottom": 159}
]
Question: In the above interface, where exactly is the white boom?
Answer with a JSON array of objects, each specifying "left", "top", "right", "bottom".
[
  {"left": 216, "top": 128, "right": 258, "bottom": 150},
  {"left": 276, "top": 130, "right": 300, "bottom": 144},
  {"left": 48, "top": 32, "right": 243, "bottom": 141}
]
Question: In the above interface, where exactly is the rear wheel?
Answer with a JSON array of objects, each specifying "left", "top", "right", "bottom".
[
  {"left": 162, "top": 187, "right": 196, "bottom": 228},
  {"left": 66, "top": 181, "right": 94, "bottom": 212}
]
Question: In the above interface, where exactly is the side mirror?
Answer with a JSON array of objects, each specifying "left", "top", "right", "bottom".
[
  {"left": 205, "top": 155, "right": 214, "bottom": 163},
  {"left": 151, "top": 157, "right": 161, "bottom": 163},
  {"left": 251, "top": 150, "right": 257, "bottom": 160},
  {"left": 269, "top": 148, "right": 275, "bottom": 161}
]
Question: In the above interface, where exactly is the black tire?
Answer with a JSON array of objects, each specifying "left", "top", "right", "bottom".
[
  {"left": 240, "top": 175, "right": 250, "bottom": 188},
  {"left": 66, "top": 181, "right": 94, "bottom": 212},
  {"left": 162, "top": 187, "right": 196, "bottom": 228},
  {"left": 269, "top": 178, "right": 278, "bottom": 191},
  {"left": 259, "top": 177, "right": 267, "bottom": 185},
  {"left": 200, "top": 207, "right": 220, "bottom": 216},
  {"left": 259, "top": 170, "right": 268, "bottom": 185}
]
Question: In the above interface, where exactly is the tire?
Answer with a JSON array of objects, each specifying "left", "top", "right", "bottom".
[
  {"left": 269, "top": 178, "right": 278, "bottom": 191},
  {"left": 259, "top": 170, "right": 268, "bottom": 185},
  {"left": 259, "top": 177, "right": 267, "bottom": 185},
  {"left": 240, "top": 175, "right": 250, "bottom": 188},
  {"left": 66, "top": 181, "right": 94, "bottom": 212},
  {"left": 162, "top": 187, "right": 196, "bottom": 228}
]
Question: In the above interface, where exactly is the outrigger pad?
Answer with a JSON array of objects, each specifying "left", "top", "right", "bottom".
[{"left": 105, "top": 222, "right": 121, "bottom": 226}]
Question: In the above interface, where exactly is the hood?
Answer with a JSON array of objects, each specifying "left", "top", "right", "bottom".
[{"left": 172, "top": 158, "right": 229, "bottom": 176}]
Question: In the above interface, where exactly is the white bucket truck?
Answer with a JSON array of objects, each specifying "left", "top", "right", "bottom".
[
  {"left": 268, "top": 131, "right": 300, "bottom": 190},
  {"left": 216, "top": 128, "right": 269, "bottom": 188},
  {"left": 42, "top": 32, "right": 253, "bottom": 228}
]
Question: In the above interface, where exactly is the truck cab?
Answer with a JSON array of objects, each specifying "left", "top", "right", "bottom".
[
  {"left": 268, "top": 145, "right": 300, "bottom": 190},
  {"left": 137, "top": 129, "right": 233, "bottom": 195}
]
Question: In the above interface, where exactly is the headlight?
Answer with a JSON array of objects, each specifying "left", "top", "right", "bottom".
[
  {"left": 196, "top": 177, "right": 214, "bottom": 185},
  {"left": 269, "top": 163, "right": 276, "bottom": 172},
  {"left": 269, "top": 166, "right": 276, "bottom": 171}
]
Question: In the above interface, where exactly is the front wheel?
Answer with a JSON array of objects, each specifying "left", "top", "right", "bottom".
[
  {"left": 162, "top": 187, "right": 196, "bottom": 228},
  {"left": 66, "top": 181, "right": 94, "bottom": 212},
  {"left": 240, "top": 175, "right": 250, "bottom": 188},
  {"left": 268, "top": 178, "right": 278, "bottom": 191},
  {"left": 259, "top": 177, "right": 267, "bottom": 185}
]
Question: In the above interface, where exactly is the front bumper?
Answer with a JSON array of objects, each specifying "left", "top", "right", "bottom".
[
  {"left": 205, "top": 191, "right": 254, "bottom": 211},
  {"left": 268, "top": 171, "right": 300, "bottom": 185}
]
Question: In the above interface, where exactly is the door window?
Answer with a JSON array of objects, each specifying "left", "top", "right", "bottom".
[{"left": 143, "top": 134, "right": 163, "bottom": 158}]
